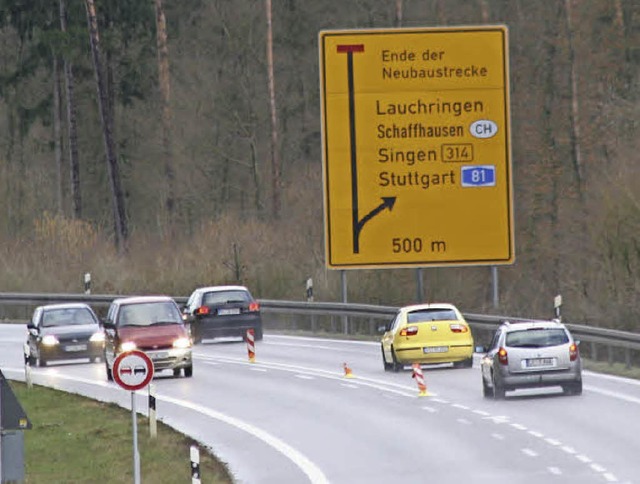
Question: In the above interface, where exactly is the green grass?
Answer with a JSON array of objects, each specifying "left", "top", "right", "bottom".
[{"left": 10, "top": 382, "right": 234, "bottom": 484}]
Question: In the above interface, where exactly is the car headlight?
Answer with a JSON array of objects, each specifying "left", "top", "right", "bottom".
[
  {"left": 41, "top": 335, "right": 59, "bottom": 346},
  {"left": 90, "top": 332, "right": 105, "bottom": 343},
  {"left": 120, "top": 341, "right": 137, "bottom": 352},
  {"left": 173, "top": 337, "right": 191, "bottom": 349}
]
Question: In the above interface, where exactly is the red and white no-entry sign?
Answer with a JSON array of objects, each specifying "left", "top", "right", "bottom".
[{"left": 113, "top": 350, "right": 154, "bottom": 391}]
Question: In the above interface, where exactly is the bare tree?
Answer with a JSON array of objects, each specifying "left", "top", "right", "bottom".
[
  {"left": 59, "top": 0, "right": 82, "bottom": 219},
  {"left": 84, "top": 0, "right": 128, "bottom": 251},
  {"left": 564, "top": 0, "right": 584, "bottom": 195},
  {"left": 52, "top": 57, "right": 63, "bottom": 215},
  {"left": 394, "top": 0, "right": 403, "bottom": 27},
  {"left": 265, "top": 0, "right": 281, "bottom": 218},
  {"left": 154, "top": 0, "right": 176, "bottom": 226}
]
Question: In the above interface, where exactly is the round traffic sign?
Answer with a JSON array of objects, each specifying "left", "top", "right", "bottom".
[{"left": 113, "top": 350, "right": 154, "bottom": 391}]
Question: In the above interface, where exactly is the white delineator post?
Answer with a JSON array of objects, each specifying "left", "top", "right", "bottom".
[{"left": 190, "top": 445, "right": 201, "bottom": 484}]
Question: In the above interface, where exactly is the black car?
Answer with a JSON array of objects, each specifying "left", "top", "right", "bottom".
[
  {"left": 182, "top": 285, "right": 263, "bottom": 343},
  {"left": 24, "top": 303, "right": 104, "bottom": 367}
]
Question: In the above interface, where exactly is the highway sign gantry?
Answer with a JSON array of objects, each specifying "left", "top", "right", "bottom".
[{"left": 319, "top": 26, "right": 514, "bottom": 269}]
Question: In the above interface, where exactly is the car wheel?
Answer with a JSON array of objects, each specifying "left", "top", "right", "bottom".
[
  {"left": 482, "top": 376, "right": 494, "bottom": 398},
  {"left": 173, "top": 368, "right": 182, "bottom": 378},
  {"left": 492, "top": 373, "right": 505, "bottom": 400},
  {"left": 563, "top": 380, "right": 582, "bottom": 396},
  {"left": 381, "top": 345, "right": 393, "bottom": 372},
  {"left": 390, "top": 346, "right": 403, "bottom": 372},
  {"left": 105, "top": 360, "right": 113, "bottom": 381},
  {"left": 184, "top": 365, "right": 193, "bottom": 378}
]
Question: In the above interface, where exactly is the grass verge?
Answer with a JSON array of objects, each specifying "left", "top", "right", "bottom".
[{"left": 10, "top": 381, "right": 234, "bottom": 484}]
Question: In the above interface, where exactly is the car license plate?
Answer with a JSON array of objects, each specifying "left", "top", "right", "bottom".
[
  {"left": 151, "top": 352, "right": 168, "bottom": 360},
  {"left": 423, "top": 346, "right": 448, "bottom": 354},
  {"left": 218, "top": 308, "right": 240, "bottom": 315},
  {"left": 65, "top": 344, "right": 87, "bottom": 352},
  {"left": 525, "top": 358, "right": 555, "bottom": 368}
]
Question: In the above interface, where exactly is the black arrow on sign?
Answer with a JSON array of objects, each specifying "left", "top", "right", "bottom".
[{"left": 337, "top": 43, "right": 397, "bottom": 254}]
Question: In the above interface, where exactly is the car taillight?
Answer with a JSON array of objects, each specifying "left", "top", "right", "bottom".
[
  {"left": 195, "top": 306, "right": 210, "bottom": 316},
  {"left": 498, "top": 347, "right": 508, "bottom": 365},
  {"left": 449, "top": 324, "right": 469, "bottom": 333},
  {"left": 249, "top": 302, "right": 260, "bottom": 312},
  {"left": 400, "top": 326, "right": 418, "bottom": 336},
  {"left": 569, "top": 343, "right": 579, "bottom": 361}
]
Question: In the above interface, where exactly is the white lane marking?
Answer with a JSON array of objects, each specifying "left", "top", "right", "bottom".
[
  {"left": 522, "top": 448, "right": 538, "bottom": 457},
  {"left": 584, "top": 370, "right": 640, "bottom": 387},
  {"left": 196, "top": 355, "right": 421, "bottom": 398},
  {"left": 576, "top": 455, "right": 592, "bottom": 463},
  {"left": 473, "top": 410, "right": 490, "bottom": 417},
  {"left": 528, "top": 431, "right": 544, "bottom": 438},
  {"left": 421, "top": 406, "right": 437, "bottom": 413},
  {"left": 483, "top": 415, "right": 511, "bottom": 424},
  {"left": 457, "top": 418, "right": 472, "bottom": 425},
  {"left": 2, "top": 367, "right": 330, "bottom": 484},
  {"left": 591, "top": 463, "right": 606, "bottom": 473},
  {"left": 431, "top": 398, "right": 449, "bottom": 404},
  {"left": 250, "top": 368, "right": 268, "bottom": 372},
  {"left": 340, "top": 383, "right": 358, "bottom": 389},
  {"left": 265, "top": 334, "right": 378, "bottom": 347},
  {"left": 585, "top": 385, "right": 640, "bottom": 405},
  {"left": 561, "top": 446, "right": 576, "bottom": 454},
  {"left": 545, "top": 438, "right": 561, "bottom": 446},
  {"left": 295, "top": 374, "right": 315, "bottom": 380},
  {"left": 603, "top": 473, "right": 618, "bottom": 482},
  {"left": 452, "top": 403, "right": 469, "bottom": 410},
  {"left": 511, "top": 423, "right": 527, "bottom": 431},
  {"left": 548, "top": 467, "right": 562, "bottom": 475},
  {"left": 491, "top": 433, "right": 505, "bottom": 440}
]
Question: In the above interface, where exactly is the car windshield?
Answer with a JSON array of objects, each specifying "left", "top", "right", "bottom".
[
  {"left": 506, "top": 328, "right": 570, "bottom": 348},
  {"left": 118, "top": 301, "right": 181, "bottom": 327},
  {"left": 41, "top": 308, "right": 96, "bottom": 327},
  {"left": 203, "top": 290, "right": 250, "bottom": 305},
  {"left": 407, "top": 309, "right": 458, "bottom": 323}
]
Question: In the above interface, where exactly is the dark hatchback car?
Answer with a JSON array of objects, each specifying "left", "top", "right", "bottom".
[
  {"left": 24, "top": 303, "right": 104, "bottom": 367},
  {"left": 182, "top": 285, "right": 262, "bottom": 343}
]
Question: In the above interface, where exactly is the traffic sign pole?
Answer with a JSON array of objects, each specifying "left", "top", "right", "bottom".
[{"left": 132, "top": 391, "right": 140, "bottom": 484}]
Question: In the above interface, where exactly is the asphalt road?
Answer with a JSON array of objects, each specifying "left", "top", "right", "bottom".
[{"left": 1, "top": 324, "right": 639, "bottom": 483}]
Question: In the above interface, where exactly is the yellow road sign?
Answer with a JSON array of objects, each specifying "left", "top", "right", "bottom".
[{"left": 319, "top": 26, "right": 513, "bottom": 269}]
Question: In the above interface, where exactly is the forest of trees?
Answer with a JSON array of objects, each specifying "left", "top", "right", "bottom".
[{"left": 0, "top": 0, "right": 638, "bottom": 329}]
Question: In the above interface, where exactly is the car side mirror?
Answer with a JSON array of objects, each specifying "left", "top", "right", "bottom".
[
  {"left": 377, "top": 323, "right": 390, "bottom": 334},
  {"left": 475, "top": 345, "right": 487, "bottom": 353},
  {"left": 26, "top": 322, "right": 36, "bottom": 330},
  {"left": 102, "top": 320, "right": 115, "bottom": 329}
]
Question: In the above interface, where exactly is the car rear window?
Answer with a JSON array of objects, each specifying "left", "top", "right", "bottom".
[
  {"left": 42, "top": 308, "right": 96, "bottom": 327},
  {"left": 506, "top": 328, "right": 570, "bottom": 348},
  {"left": 407, "top": 309, "right": 458, "bottom": 323},
  {"left": 203, "top": 290, "right": 251, "bottom": 305}
]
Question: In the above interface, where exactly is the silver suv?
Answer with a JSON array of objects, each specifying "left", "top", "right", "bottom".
[{"left": 480, "top": 320, "right": 582, "bottom": 399}]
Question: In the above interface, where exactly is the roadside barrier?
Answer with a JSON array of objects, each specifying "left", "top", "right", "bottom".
[
  {"left": 246, "top": 329, "right": 256, "bottom": 363},
  {"left": 412, "top": 363, "right": 429, "bottom": 397},
  {"left": 343, "top": 362, "right": 354, "bottom": 378}
]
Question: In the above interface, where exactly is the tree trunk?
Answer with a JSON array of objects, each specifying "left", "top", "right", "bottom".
[
  {"left": 564, "top": 0, "right": 584, "bottom": 196},
  {"left": 84, "top": 0, "right": 128, "bottom": 251},
  {"left": 394, "top": 0, "right": 403, "bottom": 27},
  {"left": 154, "top": 0, "right": 176, "bottom": 226},
  {"left": 52, "top": 57, "right": 64, "bottom": 215},
  {"left": 265, "top": 0, "right": 281, "bottom": 218},
  {"left": 478, "top": 0, "right": 490, "bottom": 23},
  {"left": 59, "top": 0, "right": 82, "bottom": 219}
]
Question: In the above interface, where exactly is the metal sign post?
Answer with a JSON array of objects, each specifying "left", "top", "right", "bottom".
[{"left": 112, "top": 350, "right": 154, "bottom": 484}]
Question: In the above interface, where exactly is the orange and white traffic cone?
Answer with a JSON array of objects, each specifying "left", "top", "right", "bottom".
[
  {"left": 246, "top": 328, "right": 256, "bottom": 363},
  {"left": 412, "top": 363, "right": 429, "bottom": 396},
  {"left": 343, "top": 362, "right": 355, "bottom": 378}
]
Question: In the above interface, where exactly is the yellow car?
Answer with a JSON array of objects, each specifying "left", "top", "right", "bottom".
[{"left": 380, "top": 303, "right": 474, "bottom": 371}]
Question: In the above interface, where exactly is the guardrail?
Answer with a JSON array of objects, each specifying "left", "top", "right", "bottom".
[{"left": 1, "top": 292, "right": 639, "bottom": 369}]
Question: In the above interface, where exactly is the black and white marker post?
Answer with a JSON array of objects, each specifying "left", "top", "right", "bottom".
[
  {"left": 554, "top": 294, "right": 562, "bottom": 322},
  {"left": 190, "top": 445, "right": 201, "bottom": 484}
]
